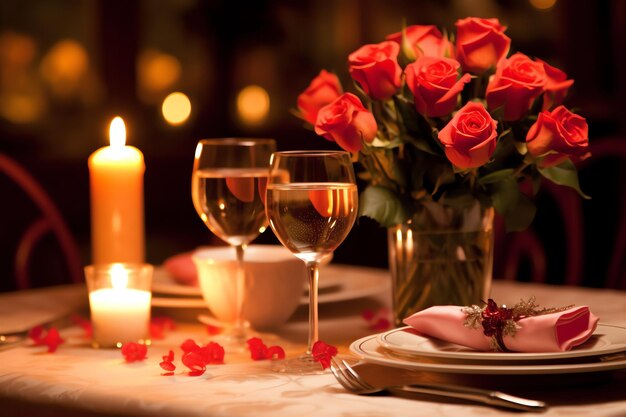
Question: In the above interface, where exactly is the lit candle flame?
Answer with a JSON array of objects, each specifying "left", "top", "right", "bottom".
[
  {"left": 110, "top": 263, "right": 129, "bottom": 289},
  {"left": 109, "top": 117, "right": 126, "bottom": 149}
]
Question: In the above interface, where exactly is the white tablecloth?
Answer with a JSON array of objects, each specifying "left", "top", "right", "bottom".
[{"left": 1, "top": 268, "right": 625, "bottom": 417}]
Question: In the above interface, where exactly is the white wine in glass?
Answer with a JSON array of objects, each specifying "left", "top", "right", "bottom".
[
  {"left": 266, "top": 151, "right": 358, "bottom": 373},
  {"left": 192, "top": 138, "right": 276, "bottom": 344}
]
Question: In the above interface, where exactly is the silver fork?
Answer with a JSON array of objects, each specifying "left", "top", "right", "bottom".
[{"left": 329, "top": 358, "right": 547, "bottom": 412}]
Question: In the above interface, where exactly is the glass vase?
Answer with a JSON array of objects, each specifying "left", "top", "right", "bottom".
[{"left": 387, "top": 201, "right": 495, "bottom": 327}]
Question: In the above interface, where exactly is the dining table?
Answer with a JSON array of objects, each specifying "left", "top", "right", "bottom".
[{"left": 1, "top": 263, "right": 625, "bottom": 417}]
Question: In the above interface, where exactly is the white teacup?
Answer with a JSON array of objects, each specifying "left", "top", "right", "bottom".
[{"left": 192, "top": 245, "right": 307, "bottom": 329}]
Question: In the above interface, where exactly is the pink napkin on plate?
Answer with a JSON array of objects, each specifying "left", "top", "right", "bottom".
[
  {"left": 403, "top": 305, "right": 599, "bottom": 352},
  {"left": 163, "top": 252, "right": 198, "bottom": 286}
]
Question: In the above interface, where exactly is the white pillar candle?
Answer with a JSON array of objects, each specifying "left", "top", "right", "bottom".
[{"left": 87, "top": 264, "right": 151, "bottom": 347}]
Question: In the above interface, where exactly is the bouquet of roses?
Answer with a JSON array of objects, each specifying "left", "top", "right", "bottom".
[{"left": 295, "top": 17, "right": 590, "bottom": 231}]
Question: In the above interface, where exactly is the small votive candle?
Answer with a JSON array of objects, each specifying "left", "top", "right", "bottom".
[{"left": 85, "top": 263, "right": 153, "bottom": 348}]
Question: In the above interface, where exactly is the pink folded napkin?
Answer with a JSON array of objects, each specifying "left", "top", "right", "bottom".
[
  {"left": 403, "top": 305, "right": 599, "bottom": 353},
  {"left": 163, "top": 252, "right": 198, "bottom": 286}
]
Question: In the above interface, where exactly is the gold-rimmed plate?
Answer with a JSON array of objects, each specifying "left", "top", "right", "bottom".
[
  {"left": 350, "top": 331, "right": 626, "bottom": 375},
  {"left": 376, "top": 324, "right": 626, "bottom": 362}
]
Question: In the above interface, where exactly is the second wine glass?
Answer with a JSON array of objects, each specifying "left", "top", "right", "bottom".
[
  {"left": 266, "top": 150, "right": 358, "bottom": 373},
  {"left": 191, "top": 138, "right": 276, "bottom": 344}
]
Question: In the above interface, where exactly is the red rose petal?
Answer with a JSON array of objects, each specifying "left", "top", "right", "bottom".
[
  {"left": 246, "top": 337, "right": 285, "bottom": 361},
  {"left": 266, "top": 345, "right": 285, "bottom": 360},
  {"left": 361, "top": 309, "right": 375, "bottom": 321},
  {"left": 247, "top": 338, "right": 269, "bottom": 361},
  {"left": 150, "top": 316, "right": 176, "bottom": 340},
  {"left": 371, "top": 317, "right": 391, "bottom": 332},
  {"left": 121, "top": 342, "right": 148, "bottom": 362},
  {"left": 28, "top": 325, "right": 45, "bottom": 345},
  {"left": 159, "top": 361, "right": 176, "bottom": 372},
  {"left": 206, "top": 324, "right": 222, "bottom": 335},
  {"left": 199, "top": 341, "right": 225, "bottom": 364},
  {"left": 180, "top": 338, "right": 200, "bottom": 353},
  {"left": 71, "top": 315, "right": 93, "bottom": 339},
  {"left": 42, "top": 328, "right": 64, "bottom": 353},
  {"left": 163, "top": 349, "right": 175, "bottom": 362},
  {"left": 182, "top": 351, "right": 206, "bottom": 375},
  {"left": 312, "top": 340, "right": 338, "bottom": 369},
  {"left": 362, "top": 307, "right": 392, "bottom": 331}
]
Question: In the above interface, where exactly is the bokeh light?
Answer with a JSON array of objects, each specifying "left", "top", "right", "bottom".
[
  {"left": 529, "top": 0, "right": 557, "bottom": 10},
  {"left": 161, "top": 92, "right": 191, "bottom": 125},
  {"left": 236, "top": 85, "right": 270, "bottom": 126},
  {"left": 40, "top": 39, "right": 89, "bottom": 98},
  {"left": 137, "top": 49, "right": 181, "bottom": 103}
]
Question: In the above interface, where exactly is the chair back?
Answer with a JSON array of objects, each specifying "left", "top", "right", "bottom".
[
  {"left": 494, "top": 137, "right": 626, "bottom": 288},
  {"left": 0, "top": 154, "right": 82, "bottom": 290}
]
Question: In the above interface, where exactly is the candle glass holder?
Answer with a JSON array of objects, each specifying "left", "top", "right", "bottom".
[{"left": 85, "top": 263, "right": 153, "bottom": 348}]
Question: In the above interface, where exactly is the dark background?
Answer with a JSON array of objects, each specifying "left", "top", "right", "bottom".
[{"left": 1, "top": 0, "right": 624, "bottom": 291}]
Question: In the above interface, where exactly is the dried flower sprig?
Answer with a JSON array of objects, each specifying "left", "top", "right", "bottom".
[{"left": 463, "top": 297, "right": 574, "bottom": 351}]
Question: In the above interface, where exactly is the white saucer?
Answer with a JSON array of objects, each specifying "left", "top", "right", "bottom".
[{"left": 377, "top": 324, "right": 626, "bottom": 362}]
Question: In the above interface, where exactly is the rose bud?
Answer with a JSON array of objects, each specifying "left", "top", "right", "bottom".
[
  {"left": 297, "top": 70, "right": 343, "bottom": 125},
  {"left": 455, "top": 17, "right": 511, "bottom": 74},
  {"left": 314, "top": 93, "right": 377, "bottom": 153},
  {"left": 348, "top": 41, "right": 402, "bottom": 101}
]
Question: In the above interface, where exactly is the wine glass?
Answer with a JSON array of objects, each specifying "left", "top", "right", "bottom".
[
  {"left": 265, "top": 151, "right": 358, "bottom": 373},
  {"left": 191, "top": 138, "right": 276, "bottom": 344}
]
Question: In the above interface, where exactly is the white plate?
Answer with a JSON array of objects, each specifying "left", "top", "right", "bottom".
[
  {"left": 151, "top": 297, "right": 207, "bottom": 308},
  {"left": 151, "top": 264, "right": 389, "bottom": 308},
  {"left": 350, "top": 332, "right": 626, "bottom": 375},
  {"left": 152, "top": 267, "right": 202, "bottom": 296},
  {"left": 377, "top": 324, "right": 626, "bottom": 362}
]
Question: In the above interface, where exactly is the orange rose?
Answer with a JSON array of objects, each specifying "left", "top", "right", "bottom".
[
  {"left": 314, "top": 93, "right": 377, "bottom": 153},
  {"left": 297, "top": 70, "right": 343, "bottom": 125},
  {"left": 486, "top": 53, "right": 546, "bottom": 121},
  {"left": 386, "top": 25, "right": 453, "bottom": 59},
  {"left": 536, "top": 59, "right": 574, "bottom": 111},
  {"left": 437, "top": 102, "right": 498, "bottom": 168},
  {"left": 405, "top": 56, "right": 471, "bottom": 118},
  {"left": 455, "top": 17, "right": 511, "bottom": 74},
  {"left": 348, "top": 41, "right": 402, "bottom": 101},
  {"left": 526, "top": 105, "right": 589, "bottom": 167}
]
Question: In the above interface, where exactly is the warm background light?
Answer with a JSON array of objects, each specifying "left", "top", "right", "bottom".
[
  {"left": 137, "top": 49, "right": 181, "bottom": 103},
  {"left": 109, "top": 117, "right": 126, "bottom": 148},
  {"left": 40, "top": 39, "right": 89, "bottom": 98},
  {"left": 236, "top": 85, "right": 270, "bottom": 126},
  {"left": 529, "top": 0, "right": 557, "bottom": 10},
  {"left": 161, "top": 92, "right": 191, "bottom": 125}
]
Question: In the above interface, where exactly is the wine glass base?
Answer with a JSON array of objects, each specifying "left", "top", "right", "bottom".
[
  {"left": 208, "top": 325, "right": 256, "bottom": 353},
  {"left": 270, "top": 354, "right": 326, "bottom": 375}
]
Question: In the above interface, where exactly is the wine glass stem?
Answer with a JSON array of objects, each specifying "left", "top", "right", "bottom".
[
  {"left": 233, "top": 244, "right": 246, "bottom": 338},
  {"left": 305, "top": 261, "right": 320, "bottom": 355}
]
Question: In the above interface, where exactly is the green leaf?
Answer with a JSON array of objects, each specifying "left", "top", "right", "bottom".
[
  {"left": 398, "top": 25, "right": 417, "bottom": 69},
  {"left": 478, "top": 169, "right": 515, "bottom": 185},
  {"left": 538, "top": 159, "right": 591, "bottom": 199},
  {"left": 404, "top": 134, "right": 440, "bottom": 155},
  {"left": 489, "top": 176, "right": 519, "bottom": 215},
  {"left": 359, "top": 185, "right": 407, "bottom": 227},
  {"left": 487, "top": 177, "right": 537, "bottom": 231}
]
